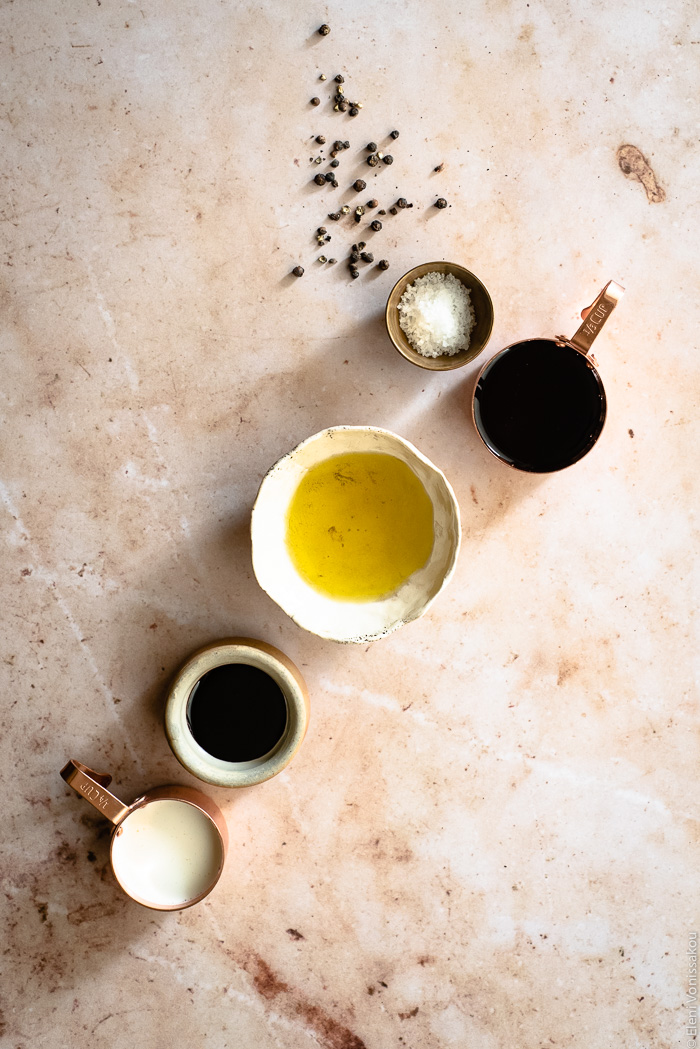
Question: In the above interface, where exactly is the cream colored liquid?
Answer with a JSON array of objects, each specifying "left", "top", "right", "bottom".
[{"left": 111, "top": 800, "right": 223, "bottom": 907}]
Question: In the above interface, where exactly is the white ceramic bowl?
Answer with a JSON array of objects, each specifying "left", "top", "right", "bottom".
[{"left": 251, "top": 426, "right": 461, "bottom": 643}]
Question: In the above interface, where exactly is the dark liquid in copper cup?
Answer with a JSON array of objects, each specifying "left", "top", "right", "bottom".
[{"left": 473, "top": 339, "right": 606, "bottom": 473}]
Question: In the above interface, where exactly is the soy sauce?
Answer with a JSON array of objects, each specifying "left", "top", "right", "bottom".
[
  {"left": 187, "top": 663, "right": 288, "bottom": 762},
  {"left": 474, "top": 339, "right": 606, "bottom": 472}
]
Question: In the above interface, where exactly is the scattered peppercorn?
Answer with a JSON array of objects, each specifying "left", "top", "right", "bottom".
[
  {"left": 350, "top": 252, "right": 360, "bottom": 263},
  {"left": 353, "top": 179, "right": 366, "bottom": 192},
  {"left": 396, "top": 197, "right": 408, "bottom": 209},
  {"left": 343, "top": 140, "right": 350, "bottom": 149},
  {"left": 334, "top": 140, "right": 345, "bottom": 151},
  {"left": 349, "top": 107, "right": 359, "bottom": 117},
  {"left": 335, "top": 90, "right": 344, "bottom": 102},
  {"left": 338, "top": 101, "right": 348, "bottom": 112},
  {"left": 377, "top": 259, "right": 390, "bottom": 270},
  {"left": 319, "top": 73, "right": 327, "bottom": 81},
  {"left": 366, "top": 142, "right": 378, "bottom": 152},
  {"left": 360, "top": 251, "right": 374, "bottom": 263},
  {"left": 330, "top": 158, "right": 339, "bottom": 168},
  {"left": 292, "top": 266, "right": 304, "bottom": 276},
  {"left": 340, "top": 204, "right": 350, "bottom": 214},
  {"left": 390, "top": 129, "right": 400, "bottom": 139},
  {"left": 318, "top": 255, "right": 327, "bottom": 263},
  {"left": 316, "top": 135, "right": 326, "bottom": 144},
  {"left": 367, "top": 199, "right": 378, "bottom": 208},
  {"left": 330, "top": 178, "right": 339, "bottom": 187},
  {"left": 389, "top": 206, "right": 398, "bottom": 215},
  {"left": 382, "top": 155, "right": 394, "bottom": 165},
  {"left": 358, "top": 241, "right": 366, "bottom": 250},
  {"left": 323, "top": 172, "right": 334, "bottom": 182},
  {"left": 328, "top": 212, "right": 341, "bottom": 220},
  {"left": 314, "top": 157, "right": 323, "bottom": 164},
  {"left": 354, "top": 206, "right": 365, "bottom": 223},
  {"left": 335, "top": 74, "right": 344, "bottom": 83},
  {"left": 434, "top": 163, "right": 444, "bottom": 172},
  {"left": 311, "top": 97, "right": 320, "bottom": 106},
  {"left": 328, "top": 258, "right": 337, "bottom": 264},
  {"left": 314, "top": 173, "right": 326, "bottom": 186},
  {"left": 318, "top": 24, "right": 330, "bottom": 35},
  {"left": 370, "top": 219, "right": 382, "bottom": 231},
  {"left": 378, "top": 209, "right": 386, "bottom": 215},
  {"left": 317, "top": 226, "right": 327, "bottom": 235},
  {"left": 435, "top": 197, "right": 448, "bottom": 208},
  {"left": 367, "top": 154, "right": 380, "bottom": 167},
  {"left": 349, "top": 266, "right": 360, "bottom": 278}
]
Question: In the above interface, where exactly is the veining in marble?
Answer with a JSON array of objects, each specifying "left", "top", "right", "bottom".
[{"left": 1, "top": 0, "right": 698, "bottom": 1046}]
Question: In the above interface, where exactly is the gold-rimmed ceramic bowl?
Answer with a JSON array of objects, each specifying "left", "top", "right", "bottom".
[{"left": 385, "top": 261, "right": 494, "bottom": 371}]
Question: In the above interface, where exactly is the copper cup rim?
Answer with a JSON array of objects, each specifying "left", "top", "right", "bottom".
[
  {"left": 109, "top": 784, "right": 228, "bottom": 911},
  {"left": 471, "top": 335, "right": 607, "bottom": 474}
]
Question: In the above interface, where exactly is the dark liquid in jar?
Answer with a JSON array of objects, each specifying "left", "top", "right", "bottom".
[
  {"left": 187, "top": 664, "right": 288, "bottom": 762},
  {"left": 474, "top": 339, "right": 605, "bottom": 472}
]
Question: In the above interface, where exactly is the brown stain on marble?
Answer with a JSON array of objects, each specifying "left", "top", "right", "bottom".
[
  {"left": 617, "top": 145, "right": 666, "bottom": 202},
  {"left": 244, "top": 954, "right": 367, "bottom": 1049}
]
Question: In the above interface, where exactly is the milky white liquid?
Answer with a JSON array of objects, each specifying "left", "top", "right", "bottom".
[{"left": 111, "top": 800, "right": 223, "bottom": 907}]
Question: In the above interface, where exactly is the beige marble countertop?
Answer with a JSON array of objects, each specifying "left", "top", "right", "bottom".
[{"left": 2, "top": 1, "right": 698, "bottom": 1046}]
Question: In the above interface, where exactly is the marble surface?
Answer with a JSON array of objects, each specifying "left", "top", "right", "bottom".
[{"left": 1, "top": 0, "right": 698, "bottom": 1046}]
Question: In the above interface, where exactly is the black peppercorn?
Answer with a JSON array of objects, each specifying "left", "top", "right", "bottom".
[
  {"left": 330, "top": 158, "right": 339, "bottom": 168},
  {"left": 328, "top": 212, "right": 341, "bottom": 220},
  {"left": 357, "top": 241, "right": 366, "bottom": 250},
  {"left": 367, "top": 199, "right": 378, "bottom": 208},
  {"left": 318, "top": 255, "right": 327, "bottom": 263},
  {"left": 377, "top": 259, "right": 389, "bottom": 270},
  {"left": 367, "top": 154, "right": 380, "bottom": 167},
  {"left": 382, "top": 154, "right": 394, "bottom": 165},
  {"left": 335, "top": 74, "right": 344, "bottom": 83},
  {"left": 370, "top": 219, "right": 382, "bottom": 231},
  {"left": 292, "top": 266, "right": 304, "bottom": 276},
  {"left": 397, "top": 197, "right": 408, "bottom": 208},
  {"left": 328, "top": 258, "right": 337, "bottom": 264},
  {"left": 311, "top": 97, "right": 320, "bottom": 106},
  {"left": 366, "top": 142, "right": 378, "bottom": 152},
  {"left": 340, "top": 205, "right": 350, "bottom": 214},
  {"left": 354, "top": 206, "right": 365, "bottom": 223},
  {"left": 343, "top": 140, "right": 350, "bottom": 149},
  {"left": 349, "top": 267, "right": 360, "bottom": 279},
  {"left": 349, "top": 252, "right": 359, "bottom": 263},
  {"left": 434, "top": 163, "right": 444, "bottom": 172},
  {"left": 349, "top": 106, "right": 359, "bottom": 117},
  {"left": 390, "top": 130, "right": 400, "bottom": 139},
  {"left": 334, "top": 91, "right": 344, "bottom": 103},
  {"left": 360, "top": 251, "right": 374, "bottom": 263},
  {"left": 351, "top": 243, "right": 358, "bottom": 252},
  {"left": 353, "top": 179, "right": 366, "bottom": 192},
  {"left": 316, "top": 135, "right": 326, "bottom": 144},
  {"left": 314, "top": 173, "right": 326, "bottom": 186},
  {"left": 338, "top": 101, "right": 348, "bottom": 112},
  {"left": 378, "top": 209, "right": 386, "bottom": 215},
  {"left": 389, "top": 206, "right": 398, "bottom": 215},
  {"left": 318, "top": 24, "right": 330, "bottom": 35},
  {"left": 435, "top": 197, "right": 448, "bottom": 209},
  {"left": 317, "top": 226, "right": 327, "bottom": 235},
  {"left": 324, "top": 172, "right": 334, "bottom": 182}
]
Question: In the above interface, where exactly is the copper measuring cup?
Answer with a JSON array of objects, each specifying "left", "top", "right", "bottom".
[
  {"left": 60, "top": 760, "right": 228, "bottom": 910},
  {"left": 472, "top": 281, "right": 625, "bottom": 472}
]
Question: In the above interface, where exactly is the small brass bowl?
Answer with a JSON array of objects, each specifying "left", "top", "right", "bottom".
[{"left": 385, "top": 261, "right": 494, "bottom": 371}]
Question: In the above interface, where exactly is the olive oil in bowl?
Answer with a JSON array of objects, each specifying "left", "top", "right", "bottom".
[{"left": 285, "top": 451, "right": 434, "bottom": 602}]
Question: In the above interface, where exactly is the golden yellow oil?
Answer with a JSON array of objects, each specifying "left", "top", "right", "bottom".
[{"left": 285, "top": 451, "right": 434, "bottom": 601}]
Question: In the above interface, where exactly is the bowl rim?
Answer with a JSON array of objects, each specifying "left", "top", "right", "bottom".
[
  {"left": 164, "top": 637, "right": 309, "bottom": 786},
  {"left": 250, "top": 425, "right": 462, "bottom": 643},
  {"left": 385, "top": 261, "right": 494, "bottom": 371}
]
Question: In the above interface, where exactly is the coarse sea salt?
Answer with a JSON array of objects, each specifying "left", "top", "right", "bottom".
[{"left": 397, "top": 271, "right": 475, "bottom": 358}]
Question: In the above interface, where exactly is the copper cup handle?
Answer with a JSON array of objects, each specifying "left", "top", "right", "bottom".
[
  {"left": 558, "top": 280, "right": 624, "bottom": 355},
  {"left": 60, "top": 759, "right": 130, "bottom": 825}
]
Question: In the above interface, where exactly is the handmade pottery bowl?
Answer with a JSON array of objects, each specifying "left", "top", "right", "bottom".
[
  {"left": 251, "top": 426, "right": 461, "bottom": 643},
  {"left": 385, "top": 261, "right": 494, "bottom": 371}
]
